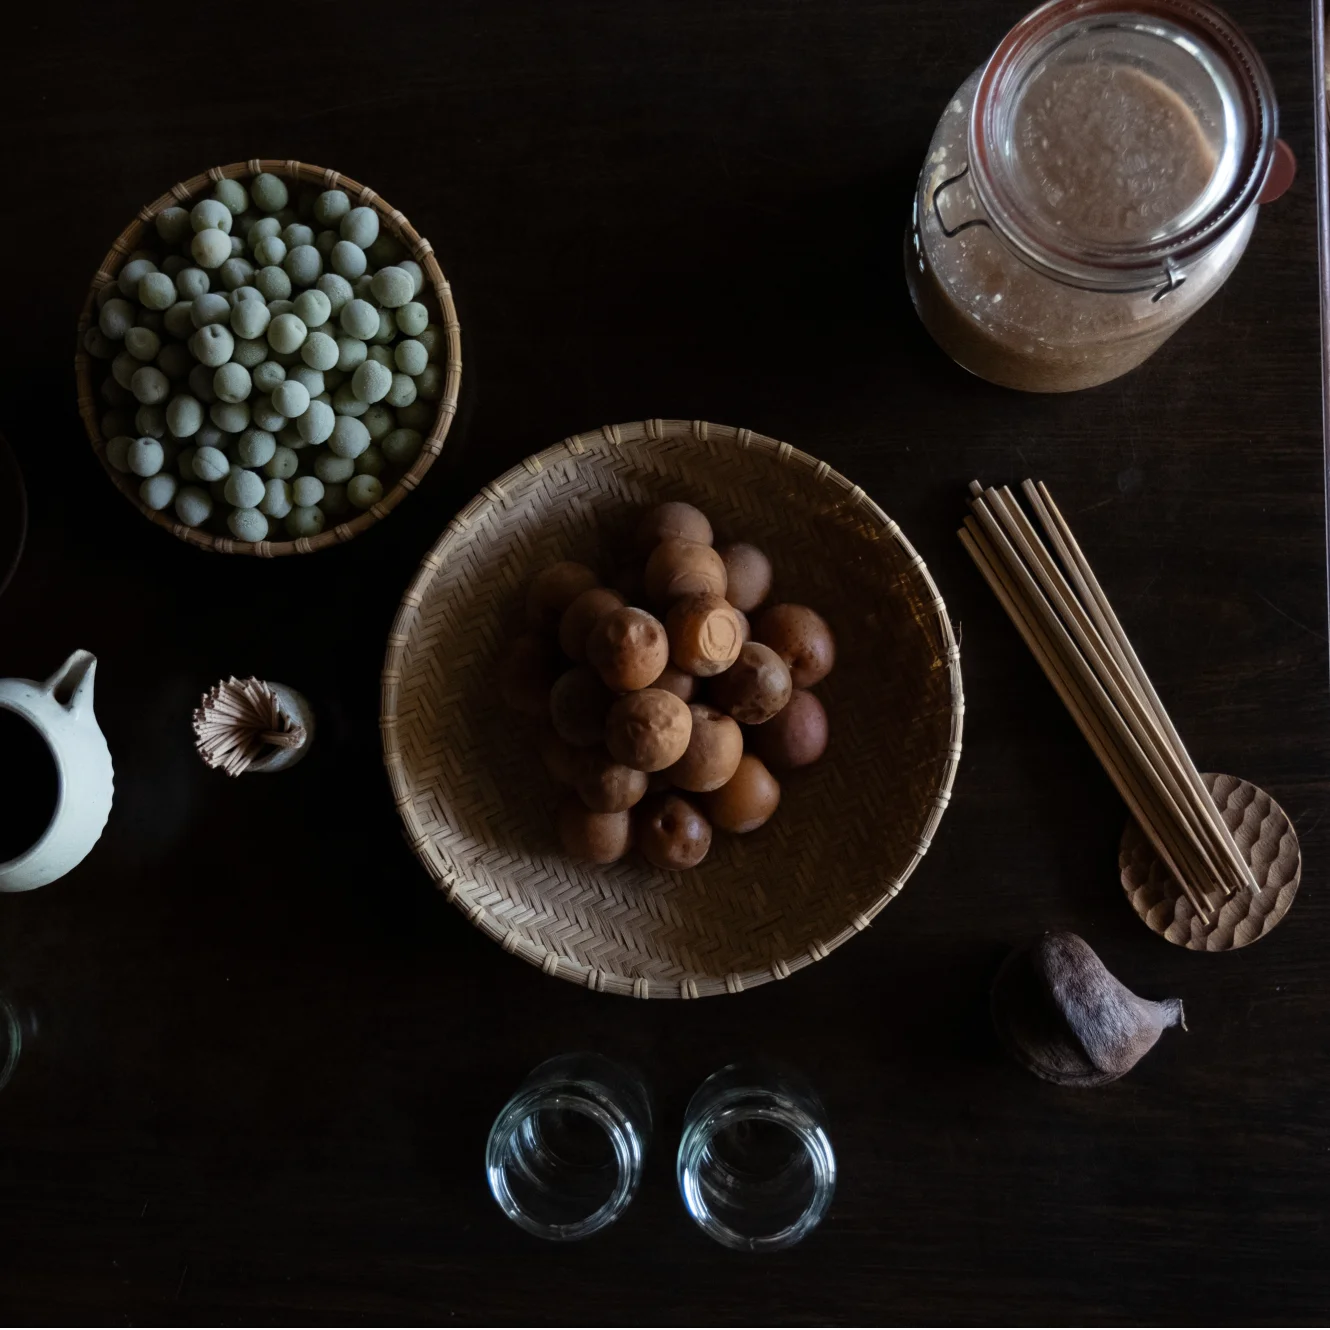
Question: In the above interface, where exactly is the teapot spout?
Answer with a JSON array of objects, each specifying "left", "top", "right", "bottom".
[{"left": 44, "top": 650, "right": 98, "bottom": 714}]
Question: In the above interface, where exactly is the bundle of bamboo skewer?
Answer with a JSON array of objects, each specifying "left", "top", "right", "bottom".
[
  {"left": 959, "top": 481, "right": 1258, "bottom": 925},
  {"left": 192, "top": 676, "right": 306, "bottom": 777}
]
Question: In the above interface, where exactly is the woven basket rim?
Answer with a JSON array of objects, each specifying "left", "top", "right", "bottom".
[
  {"left": 75, "top": 158, "right": 463, "bottom": 557},
  {"left": 380, "top": 418, "right": 965, "bottom": 999}
]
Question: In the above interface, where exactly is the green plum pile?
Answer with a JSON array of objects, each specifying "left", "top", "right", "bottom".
[{"left": 83, "top": 171, "right": 447, "bottom": 542}]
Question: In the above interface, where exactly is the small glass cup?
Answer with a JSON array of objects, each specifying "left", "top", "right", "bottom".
[
  {"left": 677, "top": 1062, "right": 836, "bottom": 1252},
  {"left": 0, "top": 991, "right": 22, "bottom": 1092},
  {"left": 486, "top": 1054, "right": 651, "bottom": 1240}
]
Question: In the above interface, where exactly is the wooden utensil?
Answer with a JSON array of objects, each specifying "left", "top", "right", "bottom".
[{"left": 960, "top": 480, "right": 1267, "bottom": 929}]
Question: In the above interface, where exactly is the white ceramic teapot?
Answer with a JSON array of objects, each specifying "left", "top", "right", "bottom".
[{"left": 0, "top": 651, "right": 114, "bottom": 892}]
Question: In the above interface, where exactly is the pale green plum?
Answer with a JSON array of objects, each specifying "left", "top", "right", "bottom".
[
  {"left": 250, "top": 173, "right": 289, "bottom": 213},
  {"left": 140, "top": 472, "right": 178, "bottom": 511},
  {"left": 191, "top": 229, "right": 232, "bottom": 269},
  {"left": 327, "top": 415, "right": 370, "bottom": 459},
  {"left": 105, "top": 436, "right": 134, "bottom": 473},
  {"left": 213, "top": 363, "right": 252, "bottom": 404},
  {"left": 381, "top": 428, "right": 423, "bottom": 467},
  {"left": 264, "top": 445, "right": 299, "bottom": 479},
  {"left": 190, "top": 199, "right": 233, "bottom": 234},
  {"left": 394, "top": 339, "right": 427, "bottom": 376},
  {"left": 174, "top": 485, "right": 213, "bottom": 527},
  {"left": 224, "top": 468, "right": 265, "bottom": 509},
  {"left": 347, "top": 474, "right": 383, "bottom": 509},
  {"left": 228, "top": 507, "right": 269, "bottom": 541},
  {"left": 260, "top": 477, "right": 293, "bottom": 519},
  {"left": 394, "top": 302, "right": 428, "bottom": 337},
  {"left": 166, "top": 395, "right": 205, "bottom": 438},
  {"left": 314, "top": 452, "right": 355, "bottom": 483},
  {"left": 128, "top": 437, "right": 164, "bottom": 477},
  {"left": 237, "top": 429, "right": 277, "bottom": 468},
  {"left": 213, "top": 178, "right": 249, "bottom": 215},
  {"left": 138, "top": 271, "right": 177, "bottom": 310},
  {"left": 285, "top": 505, "right": 325, "bottom": 538},
  {"left": 384, "top": 372, "right": 416, "bottom": 408}
]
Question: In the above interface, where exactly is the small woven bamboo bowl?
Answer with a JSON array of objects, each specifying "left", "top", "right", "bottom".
[
  {"left": 382, "top": 419, "right": 964, "bottom": 998},
  {"left": 75, "top": 158, "right": 462, "bottom": 556}
]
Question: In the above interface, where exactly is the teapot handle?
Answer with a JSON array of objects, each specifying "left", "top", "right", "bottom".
[{"left": 41, "top": 650, "right": 98, "bottom": 717}]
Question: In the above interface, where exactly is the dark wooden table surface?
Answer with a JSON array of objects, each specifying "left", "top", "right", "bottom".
[{"left": 1, "top": 1, "right": 1326, "bottom": 1323}]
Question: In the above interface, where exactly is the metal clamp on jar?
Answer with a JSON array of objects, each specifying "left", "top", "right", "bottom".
[{"left": 906, "top": 0, "right": 1294, "bottom": 393}]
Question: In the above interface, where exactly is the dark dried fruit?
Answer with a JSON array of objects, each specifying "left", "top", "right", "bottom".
[
  {"left": 557, "top": 795, "right": 632, "bottom": 864},
  {"left": 526, "top": 561, "right": 600, "bottom": 632},
  {"left": 752, "top": 689, "right": 828, "bottom": 769},
  {"left": 710, "top": 641, "right": 792, "bottom": 725},
  {"left": 549, "top": 665, "right": 615, "bottom": 748},
  {"left": 991, "top": 931, "right": 1185, "bottom": 1087},
  {"left": 636, "top": 501, "right": 713, "bottom": 553},
  {"left": 755, "top": 603, "right": 835, "bottom": 687},
  {"left": 636, "top": 792, "right": 712, "bottom": 870},
  {"left": 717, "top": 542, "right": 772, "bottom": 612}
]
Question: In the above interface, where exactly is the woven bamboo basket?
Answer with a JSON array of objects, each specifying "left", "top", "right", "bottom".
[
  {"left": 75, "top": 158, "right": 462, "bottom": 556},
  {"left": 381, "top": 419, "right": 964, "bottom": 998}
]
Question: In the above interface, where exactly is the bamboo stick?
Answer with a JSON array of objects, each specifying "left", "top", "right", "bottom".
[
  {"left": 980, "top": 485, "right": 1245, "bottom": 898},
  {"left": 1025, "top": 481, "right": 1260, "bottom": 897},
  {"left": 959, "top": 521, "right": 1212, "bottom": 922},
  {"left": 960, "top": 477, "right": 1256, "bottom": 915},
  {"left": 963, "top": 508, "right": 1217, "bottom": 914}
]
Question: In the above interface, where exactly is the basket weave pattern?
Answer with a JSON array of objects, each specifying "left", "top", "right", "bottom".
[
  {"left": 381, "top": 420, "right": 964, "bottom": 998},
  {"left": 75, "top": 158, "right": 462, "bottom": 556}
]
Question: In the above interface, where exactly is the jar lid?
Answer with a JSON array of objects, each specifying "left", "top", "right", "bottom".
[{"left": 969, "top": 0, "right": 1278, "bottom": 292}]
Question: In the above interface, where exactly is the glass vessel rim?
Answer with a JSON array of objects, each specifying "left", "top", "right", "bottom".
[
  {"left": 676, "top": 1094, "right": 837, "bottom": 1253},
  {"left": 967, "top": 0, "right": 1277, "bottom": 291},
  {"left": 486, "top": 1084, "right": 644, "bottom": 1241}
]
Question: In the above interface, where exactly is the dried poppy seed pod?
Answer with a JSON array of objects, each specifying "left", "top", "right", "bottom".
[{"left": 991, "top": 931, "right": 1185, "bottom": 1087}]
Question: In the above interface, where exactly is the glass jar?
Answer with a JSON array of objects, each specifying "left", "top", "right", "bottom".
[
  {"left": 677, "top": 1062, "right": 836, "bottom": 1252},
  {"left": 906, "top": 0, "right": 1286, "bottom": 392},
  {"left": 485, "top": 1054, "right": 650, "bottom": 1240}
]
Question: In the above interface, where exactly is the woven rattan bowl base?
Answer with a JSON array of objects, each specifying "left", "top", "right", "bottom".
[{"left": 381, "top": 420, "right": 963, "bottom": 998}]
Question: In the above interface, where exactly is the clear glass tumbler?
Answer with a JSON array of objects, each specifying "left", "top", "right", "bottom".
[
  {"left": 486, "top": 1054, "right": 651, "bottom": 1240},
  {"left": 0, "top": 991, "right": 22, "bottom": 1092},
  {"left": 677, "top": 1062, "right": 836, "bottom": 1252}
]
